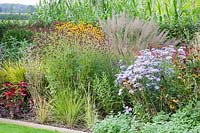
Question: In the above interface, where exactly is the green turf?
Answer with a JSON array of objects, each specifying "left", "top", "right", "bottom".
[{"left": 0, "top": 122, "right": 61, "bottom": 133}]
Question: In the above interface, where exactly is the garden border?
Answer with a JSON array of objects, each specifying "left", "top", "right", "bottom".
[{"left": 0, "top": 118, "right": 87, "bottom": 133}]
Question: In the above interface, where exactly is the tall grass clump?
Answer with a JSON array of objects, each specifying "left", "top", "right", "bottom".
[
  {"left": 53, "top": 89, "right": 85, "bottom": 127},
  {"left": 25, "top": 59, "right": 51, "bottom": 124},
  {"left": 40, "top": 36, "right": 124, "bottom": 127},
  {"left": 0, "top": 61, "right": 26, "bottom": 83},
  {"left": 99, "top": 13, "right": 176, "bottom": 56}
]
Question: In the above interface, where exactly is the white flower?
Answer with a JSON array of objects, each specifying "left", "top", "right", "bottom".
[
  {"left": 118, "top": 88, "right": 123, "bottom": 96},
  {"left": 124, "top": 106, "right": 132, "bottom": 114},
  {"left": 156, "top": 78, "right": 161, "bottom": 82},
  {"left": 129, "top": 89, "right": 134, "bottom": 94},
  {"left": 154, "top": 86, "right": 160, "bottom": 90},
  {"left": 166, "top": 56, "right": 172, "bottom": 60}
]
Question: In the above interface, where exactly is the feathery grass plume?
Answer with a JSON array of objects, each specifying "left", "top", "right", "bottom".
[
  {"left": 99, "top": 13, "right": 178, "bottom": 56},
  {"left": 25, "top": 59, "right": 50, "bottom": 124}
]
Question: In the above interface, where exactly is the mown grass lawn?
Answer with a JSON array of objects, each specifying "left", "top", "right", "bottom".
[{"left": 0, "top": 122, "right": 60, "bottom": 133}]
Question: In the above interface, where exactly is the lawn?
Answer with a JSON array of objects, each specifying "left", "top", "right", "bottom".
[{"left": 0, "top": 122, "right": 60, "bottom": 133}]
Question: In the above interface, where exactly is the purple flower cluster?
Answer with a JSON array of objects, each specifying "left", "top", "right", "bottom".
[{"left": 116, "top": 45, "right": 187, "bottom": 95}]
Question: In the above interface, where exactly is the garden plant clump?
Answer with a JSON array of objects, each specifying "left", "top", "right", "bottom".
[
  {"left": 117, "top": 45, "right": 187, "bottom": 93},
  {"left": 0, "top": 81, "right": 32, "bottom": 119},
  {"left": 116, "top": 45, "right": 199, "bottom": 114},
  {"left": 0, "top": 0, "right": 199, "bottom": 132}
]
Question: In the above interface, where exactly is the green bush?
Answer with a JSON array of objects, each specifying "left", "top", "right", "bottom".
[
  {"left": 92, "top": 113, "right": 133, "bottom": 133},
  {"left": 40, "top": 38, "right": 124, "bottom": 126},
  {"left": 0, "top": 20, "right": 31, "bottom": 41},
  {"left": 0, "top": 24, "right": 33, "bottom": 61},
  {"left": 2, "top": 28, "right": 33, "bottom": 43},
  {"left": 0, "top": 37, "right": 31, "bottom": 61},
  {"left": 43, "top": 39, "right": 116, "bottom": 92},
  {"left": 92, "top": 102, "right": 200, "bottom": 133},
  {"left": 139, "top": 102, "right": 200, "bottom": 133}
]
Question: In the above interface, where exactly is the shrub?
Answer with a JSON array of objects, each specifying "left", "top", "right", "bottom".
[
  {"left": 92, "top": 113, "right": 133, "bottom": 133},
  {"left": 0, "top": 20, "right": 25, "bottom": 41},
  {"left": 1, "top": 28, "right": 33, "bottom": 43},
  {"left": 43, "top": 40, "right": 116, "bottom": 93},
  {"left": 139, "top": 102, "right": 200, "bottom": 133},
  {"left": 92, "top": 102, "right": 200, "bottom": 133},
  {"left": 0, "top": 81, "right": 31, "bottom": 119},
  {"left": 0, "top": 37, "right": 31, "bottom": 61},
  {"left": 0, "top": 23, "right": 33, "bottom": 61}
]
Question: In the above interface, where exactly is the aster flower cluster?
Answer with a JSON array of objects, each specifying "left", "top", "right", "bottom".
[{"left": 117, "top": 45, "right": 187, "bottom": 95}]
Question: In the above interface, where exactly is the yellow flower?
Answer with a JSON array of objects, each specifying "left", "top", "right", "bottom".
[
  {"left": 172, "top": 99, "right": 179, "bottom": 103},
  {"left": 55, "top": 21, "right": 105, "bottom": 46},
  {"left": 169, "top": 105, "right": 175, "bottom": 110}
]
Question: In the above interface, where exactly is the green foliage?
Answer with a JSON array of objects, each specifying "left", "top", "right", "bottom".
[
  {"left": 43, "top": 40, "right": 116, "bottom": 93},
  {"left": 140, "top": 102, "right": 200, "bottom": 133},
  {"left": 92, "top": 113, "right": 133, "bottom": 133},
  {"left": 0, "top": 61, "right": 26, "bottom": 83},
  {"left": 92, "top": 74, "right": 124, "bottom": 115},
  {"left": 25, "top": 59, "right": 50, "bottom": 124},
  {"left": 1, "top": 37, "right": 31, "bottom": 61},
  {"left": 2, "top": 28, "right": 33, "bottom": 43},
  {"left": 53, "top": 89, "right": 85, "bottom": 127},
  {"left": 40, "top": 37, "right": 121, "bottom": 126},
  {"left": 32, "top": 0, "right": 200, "bottom": 41},
  {"left": 93, "top": 102, "right": 200, "bottom": 133},
  {"left": 31, "top": 0, "right": 97, "bottom": 25},
  {"left": 0, "top": 23, "right": 33, "bottom": 61},
  {"left": 0, "top": 20, "right": 30, "bottom": 41}
]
